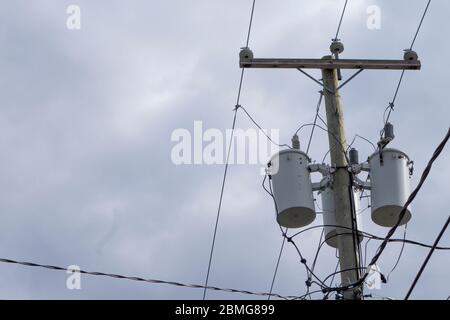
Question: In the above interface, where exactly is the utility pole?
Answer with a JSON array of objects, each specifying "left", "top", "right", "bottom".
[
  {"left": 321, "top": 57, "right": 361, "bottom": 299},
  {"left": 239, "top": 46, "right": 421, "bottom": 299}
]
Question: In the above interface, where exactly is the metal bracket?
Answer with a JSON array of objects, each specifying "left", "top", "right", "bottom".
[
  {"left": 353, "top": 176, "right": 371, "bottom": 190},
  {"left": 309, "top": 164, "right": 332, "bottom": 191},
  {"left": 350, "top": 162, "right": 370, "bottom": 175},
  {"left": 308, "top": 163, "right": 331, "bottom": 175},
  {"left": 312, "top": 176, "right": 332, "bottom": 192}
]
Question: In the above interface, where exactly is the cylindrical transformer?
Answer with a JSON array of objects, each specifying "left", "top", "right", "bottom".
[
  {"left": 269, "top": 149, "right": 315, "bottom": 228},
  {"left": 320, "top": 187, "right": 364, "bottom": 248},
  {"left": 369, "top": 148, "right": 412, "bottom": 227}
]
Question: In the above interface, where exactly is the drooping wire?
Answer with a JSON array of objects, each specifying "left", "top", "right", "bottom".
[
  {"left": 237, "top": 105, "right": 291, "bottom": 149},
  {"left": 290, "top": 224, "right": 450, "bottom": 251},
  {"left": 347, "top": 134, "right": 377, "bottom": 152},
  {"left": 404, "top": 215, "right": 450, "bottom": 300},
  {"left": 386, "top": 224, "right": 408, "bottom": 281},
  {"left": 310, "top": 227, "right": 450, "bottom": 290},
  {"left": 384, "top": 0, "right": 432, "bottom": 125},
  {"left": 202, "top": 0, "right": 257, "bottom": 300}
]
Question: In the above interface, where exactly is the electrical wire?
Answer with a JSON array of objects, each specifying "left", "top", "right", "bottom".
[
  {"left": 386, "top": 224, "right": 408, "bottom": 281},
  {"left": 203, "top": 95, "right": 238, "bottom": 300},
  {"left": 264, "top": 175, "right": 289, "bottom": 300},
  {"left": 333, "top": 0, "right": 348, "bottom": 41},
  {"left": 287, "top": 225, "right": 450, "bottom": 296},
  {"left": 295, "top": 289, "right": 325, "bottom": 300},
  {"left": 0, "top": 257, "right": 292, "bottom": 300},
  {"left": 306, "top": 91, "right": 324, "bottom": 154},
  {"left": 268, "top": 228, "right": 287, "bottom": 300},
  {"left": 290, "top": 224, "right": 450, "bottom": 251},
  {"left": 404, "top": 215, "right": 450, "bottom": 300},
  {"left": 384, "top": 0, "right": 432, "bottom": 125},
  {"left": 237, "top": 105, "right": 291, "bottom": 148},
  {"left": 295, "top": 123, "right": 349, "bottom": 161},
  {"left": 347, "top": 134, "right": 377, "bottom": 152},
  {"left": 203, "top": 0, "right": 257, "bottom": 300},
  {"left": 285, "top": 236, "right": 329, "bottom": 290},
  {"left": 329, "top": 260, "right": 340, "bottom": 287},
  {"left": 316, "top": 228, "right": 450, "bottom": 251},
  {"left": 364, "top": 237, "right": 372, "bottom": 267}
]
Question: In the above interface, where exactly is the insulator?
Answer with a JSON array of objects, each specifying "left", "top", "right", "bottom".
[
  {"left": 330, "top": 41, "right": 344, "bottom": 54},
  {"left": 384, "top": 122, "right": 395, "bottom": 141},
  {"left": 292, "top": 134, "right": 300, "bottom": 149},
  {"left": 403, "top": 50, "right": 418, "bottom": 61},
  {"left": 239, "top": 47, "right": 254, "bottom": 61},
  {"left": 349, "top": 148, "right": 359, "bottom": 165}
]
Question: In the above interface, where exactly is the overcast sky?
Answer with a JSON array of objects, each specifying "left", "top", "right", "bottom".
[{"left": 0, "top": 0, "right": 448, "bottom": 300}]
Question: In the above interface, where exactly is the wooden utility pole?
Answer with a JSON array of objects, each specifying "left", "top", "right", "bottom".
[
  {"left": 321, "top": 57, "right": 361, "bottom": 299},
  {"left": 240, "top": 48, "right": 421, "bottom": 299}
]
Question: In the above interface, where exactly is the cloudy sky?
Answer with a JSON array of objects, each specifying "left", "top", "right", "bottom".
[{"left": 0, "top": 0, "right": 448, "bottom": 299}]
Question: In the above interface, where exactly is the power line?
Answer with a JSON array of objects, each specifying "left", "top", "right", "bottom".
[
  {"left": 306, "top": 91, "right": 324, "bottom": 154},
  {"left": 285, "top": 236, "right": 330, "bottom": 290},
  {"left": 290, "top": 224, "right": 450, "bottom": 251},
  {"left": 203, "top": 0, "right": 257, "bottom": 300},
  {"left": 409, "top": 0, "right": 432, "bottom": 50},
  {"left": 333, "top": 0, "right": 348, "bottom": 41},
  {"left": 307, "top": 228, "right": 450, "bottom": 253},
  {"left": 328, "top": 260, "right": 340, "bottom": 288},
  {"left": 267, "top": 228, "right": 287, "bottom": 300},
  {"left": 237, "top": 105, "right": 291, "bottom": 149},
  {"left": 387, "top": 224, "right": 408, "bottom": 281},
  {"left": 306, "top": 228, "right": 325, "bottom": 299},
  {"left": 202, "top": 102, "right": 237, "bottom": 300},
  {"left": 264, "top": 175, "right": 296, "bottom": 300},
  {"left": 347, "top": 134, "right": 377, "bottom": 152},
  {"left": 384, "top": 0, "right": 432, "bottom": 125},
  {"left": 404, "top": 214, "right": 450, "bottom": 300},
  {"left": 0, "top": 257, "right": 292, "bottom": 300}
]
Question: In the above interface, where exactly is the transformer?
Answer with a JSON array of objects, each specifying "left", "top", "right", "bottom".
[
  {"left": 369, "top": 148, "right": 412, "bottom": 227},
  {"left": 268, "top": 149, "right": 315, "bottom": 228}
]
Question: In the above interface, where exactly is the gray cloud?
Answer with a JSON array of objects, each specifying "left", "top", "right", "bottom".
[{"left": 0, "top": 0, "right": 448, "bottom": 300}]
